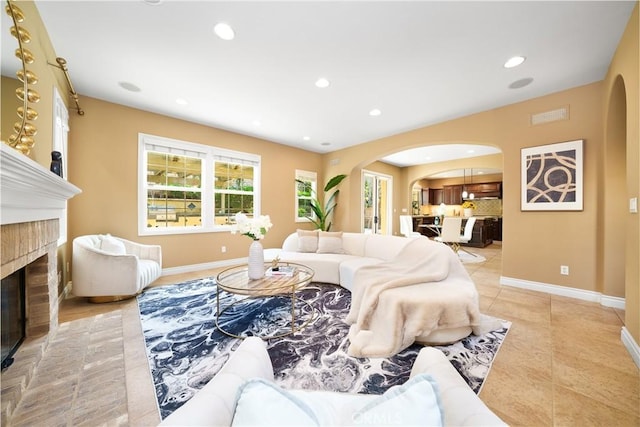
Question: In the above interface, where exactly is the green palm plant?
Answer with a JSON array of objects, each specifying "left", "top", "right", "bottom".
[{"left": 296, "top": 174, "right": 347, "bottom": 231}]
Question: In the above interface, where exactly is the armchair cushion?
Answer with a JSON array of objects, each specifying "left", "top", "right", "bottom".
[
  {"left": 231, "top": 374, "right": 443, "bottom": 426},
  {"left": 99, "top": 234, "right": 126, "bottom": 254}
]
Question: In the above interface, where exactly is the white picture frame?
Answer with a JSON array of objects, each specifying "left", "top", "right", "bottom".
[{"left": 521, "top": 139, "right": 584, "bottom": 211}]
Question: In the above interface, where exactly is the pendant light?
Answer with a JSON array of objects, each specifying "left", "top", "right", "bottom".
[
  {"left": 462, "top": 168, "right": 468, "bottom": 199},
  {"left": 468, "top": 168, "right": 475, "bottom": 200}
]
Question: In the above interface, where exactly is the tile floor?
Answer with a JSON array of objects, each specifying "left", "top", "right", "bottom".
[{"left": 6, "top": 243, "right": 640, "bottom": 426}]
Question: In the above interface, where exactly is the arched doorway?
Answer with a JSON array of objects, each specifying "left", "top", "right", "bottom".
[{"left": 600, "top": 76, "right": 627, "bottom": 301}]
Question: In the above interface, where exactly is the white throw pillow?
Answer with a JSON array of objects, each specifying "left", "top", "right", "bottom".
[
  {"left": 316, "top": 231, "right": 344, "bottom": 254},
  {"left": 297, "top": 229, "right": 319, "bottom": 253},
  {"left": 231, "top": 374, "right": 443, "bottom": 426},
  {"left": 100, "top": 234, "right": 126, "bottom": 255}
]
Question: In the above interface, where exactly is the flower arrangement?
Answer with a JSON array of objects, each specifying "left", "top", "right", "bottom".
[
  {"left": 230, "top": 212, "right": 272, "bottom": 240},
  {"left": 461, "top": 200, "right": 476, "bottom": 209}
]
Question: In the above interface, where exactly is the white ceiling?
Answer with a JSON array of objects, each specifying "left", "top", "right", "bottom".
[{"left": 1, "top": 1, "right": 635, "bottom": 168}]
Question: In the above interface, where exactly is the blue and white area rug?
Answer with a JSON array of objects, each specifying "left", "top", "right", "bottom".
[{"left": 137, "top": 278, "right": 510, "bottom": 420}]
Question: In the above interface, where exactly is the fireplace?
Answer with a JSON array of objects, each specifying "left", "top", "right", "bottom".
[
  {"left": 0, "top": 144, "right": 81, "bottom": 424},
  {"left": 1, "top": 267, "right": 26, "bottom": 369}
]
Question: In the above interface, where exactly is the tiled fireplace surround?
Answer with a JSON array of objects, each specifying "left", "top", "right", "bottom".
[{"left": 0, "top": 144, "right": 81, "bottom": 424}]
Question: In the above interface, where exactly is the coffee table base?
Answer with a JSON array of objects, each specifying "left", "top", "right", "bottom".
[{"left": 215, "top": 290, "right": 315, "bottom": 339}]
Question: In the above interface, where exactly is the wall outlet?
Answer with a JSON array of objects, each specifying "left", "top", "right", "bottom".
[
  {"left": 221, "top": 246, "right": 227, "bottom": 253},
  {"left": 560, "top": 265, "right": 569, "bottom": 275}
]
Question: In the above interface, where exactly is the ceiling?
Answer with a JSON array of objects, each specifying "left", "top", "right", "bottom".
[{"left": 1, "top": 1, "right": 635, "bottom": 167}]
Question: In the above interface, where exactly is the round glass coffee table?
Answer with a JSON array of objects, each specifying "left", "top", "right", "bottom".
[{"left": 215, "top": 262, "right": 315, "bottom": 339}]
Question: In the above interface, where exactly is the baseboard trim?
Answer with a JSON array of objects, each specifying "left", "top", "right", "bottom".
[
  {"left": 161, "top": 258, "right": 244, "bottom": 276},
  {"left": 621, "top": 327, "right": 640, "bottom": 369},
  {"left": 499, "top": 276, "right": 625, "bottom": 310}
]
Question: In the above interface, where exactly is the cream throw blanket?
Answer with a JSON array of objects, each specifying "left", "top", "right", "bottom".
[{"left": 346, "top": 238, "right": 491, "bottom": 358}]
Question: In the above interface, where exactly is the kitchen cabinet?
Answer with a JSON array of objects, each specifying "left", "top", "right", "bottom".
[
  {"left": 443, "top": 185, "right": 463, "bottom": 205},
  {"left": 429, "top": 188, "right": 443, "bottom": 205},
  {"left": 465, "top": 182, "right": 502, "bottom": 198}
]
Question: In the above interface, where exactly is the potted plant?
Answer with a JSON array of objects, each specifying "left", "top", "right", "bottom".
[
  {"left": 296, "top": 174, "right": 347, "bottom": 231},
  {"left": 461, "top": 200, "right": 476, "bottom": 217}
]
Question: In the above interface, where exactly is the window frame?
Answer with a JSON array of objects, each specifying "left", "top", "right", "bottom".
[
  {"left": 138, "top": 133, "right": 261, "bottom": 236},
  {"left": 295, "top": 169, "right": 317, "bottom": 223}
]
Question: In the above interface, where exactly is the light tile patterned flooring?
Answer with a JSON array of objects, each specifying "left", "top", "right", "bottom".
[{"left": 7, "top": 243, "right": 640, "bottom": 426}]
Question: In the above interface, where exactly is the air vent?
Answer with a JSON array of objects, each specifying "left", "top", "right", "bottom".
[{"left": 530, "top": 106, "right": 569, "bottom": 126}]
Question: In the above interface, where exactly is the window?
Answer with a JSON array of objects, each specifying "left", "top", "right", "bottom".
[
  {"left": 295, "top": 170, "right": 317, "bottom": 222},
  {"left": 139, "top": 133, "right": 261, "bottom": 235},
  {"left": 52, "top": 87, "right": 69, "bottom": 246}
]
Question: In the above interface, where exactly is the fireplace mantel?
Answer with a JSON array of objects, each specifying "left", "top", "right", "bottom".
[{"left": 1, "top": 144, "right": 81, "bottom": 225}]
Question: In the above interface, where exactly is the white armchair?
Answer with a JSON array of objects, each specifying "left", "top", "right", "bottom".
[{"left": 72, "top": 234, "right": 162, "bottom": 303}]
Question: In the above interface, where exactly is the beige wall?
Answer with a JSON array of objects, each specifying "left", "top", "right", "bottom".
[
  {"left": 602, "top": 3, "right": 639, "bottom": 344},
  {"left": 68, "top": 96, "right": 323, "bottom": 269},
  {"left": 328, "top": 82, "right": 603, "bottom": 293}
]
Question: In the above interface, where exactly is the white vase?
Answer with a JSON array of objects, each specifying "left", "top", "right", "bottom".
[
  {"left": 247, "top": 240, "right": 264, "bottom": 280},
  {"left": 463, "top": 208, "right": 473, "bottom": 217}
]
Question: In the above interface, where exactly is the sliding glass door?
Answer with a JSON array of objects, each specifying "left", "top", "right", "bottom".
[{"left": 362, "top": 171, "right": 392, "bottom": 234}]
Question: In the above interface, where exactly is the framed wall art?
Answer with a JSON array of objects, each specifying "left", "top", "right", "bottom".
[{"left": 521, "top": 139, "right": 584, "bottom": 211}]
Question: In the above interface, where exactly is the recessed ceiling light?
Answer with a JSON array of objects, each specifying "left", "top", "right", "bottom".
[
  {"left": 509, "top": 77, "right": 534, "bottom": 89},
  {"left": 467, "top": 149, "right": 475, "bottom": 154},
  {"left": 303, "top": 136, "right": 311, "bottom": 141},
  {"left": 504, "top": 56, "right": 526, "bottom": 68},
  {"left": 118, "top": 81, "right": 141, "bottom": 92},
  {"left": 175, "top": 98, "right": 188, "bottom": 105},
  {"left": 252, "top": 120, "right": 261, "bottom": 126},
  {"left": 142, "top": 0, "right": 163, "bottom": 5},
  {"left": 214, "top": 23, "right": 235, "bottom": 41},
  {"left": 315, "top": 78, "right": 330, "bottom": 88},
  {"left": 321, "top": 142, "right": 331, "bottom": 146},
  {"left": 369, "top": 109, "right": 382, "bottom": 117}
]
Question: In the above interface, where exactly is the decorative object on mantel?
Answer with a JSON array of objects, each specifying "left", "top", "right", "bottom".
[
  {"left": 48, "top": 57, "right": 84, "bottom": 116},
  {"left": 50, "top": 151, "right": 63, "bottom": 177},
  {"left": 4, "top": 1, "right": 39, "bottom": 156},
  {"left": 230, "top": 212, "right": 273, "bottom": 280}
]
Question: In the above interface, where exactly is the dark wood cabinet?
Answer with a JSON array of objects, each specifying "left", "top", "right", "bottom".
[
  {"left": 465, "top": 182, "right": 502, "bottom": 198},
  {"left": 429, "top": 188, "right": 443, "bottom": 205},
  {"left": 443, "top": 185, "right": 463, "bottom": 205}
]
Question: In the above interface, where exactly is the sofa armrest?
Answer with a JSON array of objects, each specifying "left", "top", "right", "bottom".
[
  {"left": 159, "top": 337, "right": 274, "bottom": 427},
  {"left": 119, "top": 237, "right": 162, "bottom": 267},
  {"left": 410, "top": 347, "right": 506, "bottom": 426}
]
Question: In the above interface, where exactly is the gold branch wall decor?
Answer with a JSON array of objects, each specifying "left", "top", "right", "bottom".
[{"left": 4, "top": 0, "right": 39, "bottom": 155}]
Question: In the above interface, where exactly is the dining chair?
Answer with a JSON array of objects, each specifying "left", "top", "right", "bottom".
[
  {"left": 434, "top": 217, "right": 463, "bottom": 252},
  {"left": 399, "top": 215, "right": 421, "bottom": 238},
  {"left": 458, "top": 217, "right": 478, "bottom": 257}
]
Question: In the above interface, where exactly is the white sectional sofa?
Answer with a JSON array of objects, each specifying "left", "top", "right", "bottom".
[
  {"left": 160, "top": 337, "right": 506, "bottom": 426},
  {"left": 264, "top": 230, "right": 488, "bottom": 350},
  {"left": 265, "top": 230, "right": 415, "bottom": 290}
]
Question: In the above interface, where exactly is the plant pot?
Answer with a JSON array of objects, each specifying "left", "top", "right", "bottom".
[{"left": 463, "top": 208, "right": 474, "bottom": 217}]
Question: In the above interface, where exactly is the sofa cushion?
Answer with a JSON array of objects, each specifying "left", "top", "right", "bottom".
[
  {"left": 100, "top": 234, "right": 126, "bottom": 255},
  {"left": 316, "top": 231, "right": 344, "bottom": 254},
  {"left": 231, "top": 374, "right": 443, "bottom": 426},
  {"left": 338, "top": 257, "right": 384, "bottom": 292},
  {"left": 296, "top": 229, "right": 319, "bottom": 253}
]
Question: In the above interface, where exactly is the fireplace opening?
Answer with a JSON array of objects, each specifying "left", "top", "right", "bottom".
[{"left": 1, "top": 267, "right": 26, "bottom": 370}]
